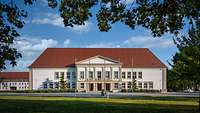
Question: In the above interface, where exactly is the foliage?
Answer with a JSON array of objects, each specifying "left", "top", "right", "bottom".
[
  {"left": 59, "top": 75, "right": 67, "bottom": 91},
  {"left": 0, "top": 0, "right": 199, "bottom": 70},
  {"left": 169, "top": 22, "right": 200, "bottom": 91}
]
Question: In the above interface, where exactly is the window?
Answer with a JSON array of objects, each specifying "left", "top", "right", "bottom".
[
  {"left": 89, "top": 71, "right": 93, "bottom": 79},
  {"left": 122, "top": 72, "right": 126, "bottom": 79},
  {"left": 80, "top": 71, "right": 84, "bottom": 79},
  {"left": 114, "top": 71, "right": 119, "bottom": 79},
  {"left": 72, "top": 82, "right": 76, "bottom": 88},
  {"left": 43, "top": 82, "right": 47, "bottom": 89},
  {"left": 132, "top": 72, "right": 137, "bottom": 79},
  {"left": 144, "top": 82, "right": 148, "bottom": 89},
  {"left": 127, "top": 72, "right": 131, "bottom": 79},
  {"left": 67, "top": 72, "right": 70, "bottom": 80},
  {"left": 55, "top": 72, "right": 59, "bottom": 79},
  {"left": 97, "top": 71, "right": 101, "bottom": 80},
  {"left": 122, "top": 83, "right": 126, "bottom": 89},
  {"left": 60, "top": 72, "right": 65, "bottom": 77},
  {"left": 50, "top": 82, "right": 54, "bottom": 89},
  {"left": 54, "top": 82, "right": 59, "bottom": 89},
  {"left": 138, "top": 82, "right": 142, "bottom": 88},
  {"left": 127, "top": 82, "right": 131, "bottom": 88},
  {"left": 138, "top": 72, "right": 142, "bottom": 79},
  {"left": 114, "top": 83, "right": 118, "bottom": 89},
  {"left": 80, "top": 83, "right": 84, "bottom": 89},
  {"left": 149, "top": 82, "right": 153, "bottom": 89},
  {"left": 105, "top": 71, "right": 110, "bottom": 79}
]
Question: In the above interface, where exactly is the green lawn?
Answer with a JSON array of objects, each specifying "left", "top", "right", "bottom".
[{"left": 0, "top": 96, "right": 198, "bottom": 113}]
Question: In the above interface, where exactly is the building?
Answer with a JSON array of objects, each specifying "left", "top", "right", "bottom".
[
  {"left": 0, "top": 72, "right": 29, "bottom": 90},
  {"left": 29, "top": 48, "right": 167, "bottom": 92}
]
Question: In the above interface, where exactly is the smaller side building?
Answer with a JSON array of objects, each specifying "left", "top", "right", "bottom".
[{"left": 0, "top": 72, "right": 29, "bottom": 91}]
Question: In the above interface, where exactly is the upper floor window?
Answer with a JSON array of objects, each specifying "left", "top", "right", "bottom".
[
  {"left": 89, "top": 71, "right": 93, "bottom": 79},
  {"left": 97, "top": 71, "right": 102, "bottom": 80},
  {"left": 55, "top": 72, "right": 59, "bottom": 79},
  {"left": 132, "top": 72, "right": 137, "bottom": 79},
  {"left": 105, "top": 71, "right": 110, "bottom": 79},
  {"left": 127, "top": 72, "right": 131, "bottom": 79},
  {"left": 122, "top": 72, "right": 126, "bottom": 79},
  {"left": 60, "top": 72, "right": 65, "bottom": 76},
  {"left": 80, "top": 71, "right": 84, "bottom": 79},
  {"left": 66, "top": 72, "right": 70, "bottom": 80},
  {"left": 138, "top": 72, "right": 142, "bottom": 79},
  {"left": 114, "top": 71, "right": 119, "bottom": 79},
  {"left": 72, "top": 72, "right": 76, "bottom": 79}
]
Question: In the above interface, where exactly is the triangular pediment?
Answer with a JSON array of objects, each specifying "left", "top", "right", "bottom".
[{"left": 76, "top": 55, "right": 121, "bottom": 65}]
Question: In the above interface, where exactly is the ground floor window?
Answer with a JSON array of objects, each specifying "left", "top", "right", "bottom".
[
  {"left": 149, "top": 82, "right": 153, "bottom": 89},
  {"left": 144, "top": 82, "right": 148, "bottom": 89},
  {"left": 72, "top": 82, "right": 76, "bottom": 88},
  {"left": 80, "top": 83, "right": 84, "bottom": 89},
  {"left": 138, "top": 82, "right": 142, "bottom": 88},
  {"left": 122, "top": 83, "right": 126, "bottom": 89},
  {"left": 127, "top": 82, "right": 131, "bottom": 89},
  {"left": 114, "top": 83, "right": 118, "bottom": 89}
]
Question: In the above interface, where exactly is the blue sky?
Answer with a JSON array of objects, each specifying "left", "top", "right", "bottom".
[{"left": 6, "top": 0, "right": 178, "bottom": 71}]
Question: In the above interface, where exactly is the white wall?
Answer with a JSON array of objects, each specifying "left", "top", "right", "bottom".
[
  {"left": 31, "top": 68, "right": 76, "bottom": 90},
  {"left": 121, "top": 68, "right": 164, "bottom": 90}
]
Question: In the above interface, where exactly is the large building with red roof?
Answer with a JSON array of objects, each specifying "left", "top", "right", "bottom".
[{"left": 28, "top": 48, "right": 167, "bottom": 92}]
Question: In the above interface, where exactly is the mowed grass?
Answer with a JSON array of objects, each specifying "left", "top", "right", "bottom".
[{"left": 0, "top": 96, "right": 198, "bottom": 113}]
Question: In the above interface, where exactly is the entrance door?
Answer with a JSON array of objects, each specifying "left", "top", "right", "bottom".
[
  {"left": 105, "top": 83, "right": 110, "bottom": 91},
  {"left": 97, "top": 83, "right": 102, "bottom": 91},
  {"left": 89, "top": 83, "right": 94, "bottom": 91}
]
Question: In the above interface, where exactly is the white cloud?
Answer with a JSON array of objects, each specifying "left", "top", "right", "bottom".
[
  {"left": 63, "top": 39, "right": 70, "bottom": 47},
  {"left": 123, "top": 36, "right": 174, "bottom": 48},
  {"left": 85, "top": 36, "right": 174, "bottom": 48},
  {"left": 31, "top": 13, "right": 92, "bottom": 33},
  {"left": 6, "top": 36, "right": 71, "bottom": 71}
]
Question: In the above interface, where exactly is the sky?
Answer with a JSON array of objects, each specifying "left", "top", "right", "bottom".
[{"left": 6, "top": 0, "right": 178, "bottom": 71}]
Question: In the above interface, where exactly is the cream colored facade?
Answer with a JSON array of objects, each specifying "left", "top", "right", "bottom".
[{"left": 30, "top": 55, "right": 167, "bottom": 92}]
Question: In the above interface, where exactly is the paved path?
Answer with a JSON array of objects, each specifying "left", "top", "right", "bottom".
[{"left": 0, "top": 92, "right": 199, "bottom": 98}]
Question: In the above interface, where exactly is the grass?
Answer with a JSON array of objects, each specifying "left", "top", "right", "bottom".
[{"left": 0, "top": 96, "right": 198, "bottom": 113}]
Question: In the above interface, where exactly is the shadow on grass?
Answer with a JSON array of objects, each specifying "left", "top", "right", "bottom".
[
  {"left": 0, "top": 98, "right": 198, "bottom": 113},
  {"left": 113, "top": 96, "right": 198, "bottom": 102}
]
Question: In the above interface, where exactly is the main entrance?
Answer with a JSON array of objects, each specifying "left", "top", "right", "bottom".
[
  {"left": 89, "top": 83, "right": 94, "bottom": 91},
  {"left": 105, "top": 83, "right": 110, "bottom": 91}
]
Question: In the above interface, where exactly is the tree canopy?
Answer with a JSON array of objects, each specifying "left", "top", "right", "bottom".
[{"left": 0, "top": 0, "right": 199, "bottom": 70}]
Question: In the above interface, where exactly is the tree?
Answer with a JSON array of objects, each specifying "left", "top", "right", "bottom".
[
  {"left": 170, "top": 21, "right": 200, "bottom": 91},
  {"left": 0, "top": 0, "right": 199, "bottom": 70},
  {"left": 131, "top": 78, "right": 137, "bottom": 92},
  {"left": 59, "top": 75, "right": 67, "bottom": 91}
]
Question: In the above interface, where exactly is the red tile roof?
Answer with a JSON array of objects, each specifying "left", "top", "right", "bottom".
[
  {"left": 29, "top": 48, "right": 167, "bottom": 68},
  {"left": 0, "top": 72, "right": 29, "bottom": 82}
]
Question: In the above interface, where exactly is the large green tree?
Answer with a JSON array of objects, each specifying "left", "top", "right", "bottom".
[
  {"left": 170, "top": 22, "right": 200, "bottom": 90},
  {"left": 0, "top": 0, "right": 199, "bottom": 70}
]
